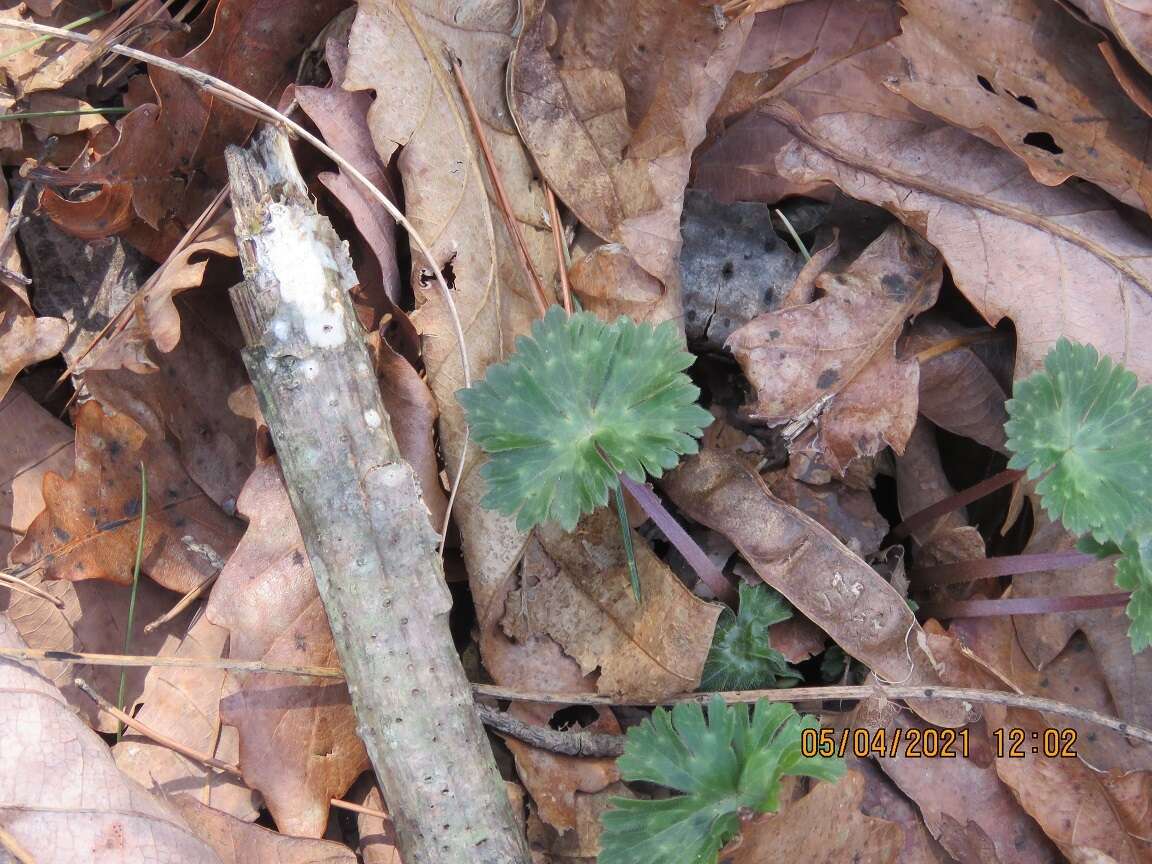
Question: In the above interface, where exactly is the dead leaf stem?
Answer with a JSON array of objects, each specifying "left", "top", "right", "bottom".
[
  {"left": 546, "top": 185, "right": 572, "bottom": 313},
  {"left": 8, "top": 648, "right": 1151, "bottom": 746}
]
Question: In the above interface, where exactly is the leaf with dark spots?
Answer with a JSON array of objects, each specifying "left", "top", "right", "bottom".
[
  {"left": 727, "top": 224, "right": 941, "bottom": 473},
  {"left": 10, "top": 401, "right": 242, "bottom": 594}
]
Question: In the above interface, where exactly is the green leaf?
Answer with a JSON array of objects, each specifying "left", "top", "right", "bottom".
[
  {"left": 599, "top": 696, "right": 844, "bottom": 864},
  {"left": 700, "top": 583, "right": 801, "bottom": 691},
  {"left": 457, "top": 307, "right": 714, "bottom": 532},
  {"left": 1005, "top": 338, "right": 1152, "bottom": 545},
  {"left": 1115, "top": 536, "right": 1152, "bottom": 653}
]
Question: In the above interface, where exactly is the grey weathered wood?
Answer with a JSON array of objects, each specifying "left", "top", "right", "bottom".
[{"left": 226, "top": 127, "right": 529, "bottom": 864}]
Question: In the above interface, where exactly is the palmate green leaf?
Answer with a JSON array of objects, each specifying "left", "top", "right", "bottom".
[
  {"left": 1115, "top": 536, "right": 1152, "bottom": 653},
  {"left": 599, "top": 696, "right": 844, "bottom": 864},
  {"left": 700, "top": 583, "right": 801, "bottom": 691},
  {"left": 457, "top": 307, "right": 713, "bottom": 532},
  {"left": 1005, "top": 338, "right": 1152, "bottom": 545}
]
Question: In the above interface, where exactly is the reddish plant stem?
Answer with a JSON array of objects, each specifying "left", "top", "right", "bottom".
[
  {"left": 917, "top": 592, "right": 1130, "bottom": 619},
  {"left": 618, "top": 473, "right": 735, "bottom": 603},
  {"left": 890, "top": 467, "right": 1024, "bottom": 542},
  {"left": 911, "top": 550, "right": 1099, "bottom": 587}
]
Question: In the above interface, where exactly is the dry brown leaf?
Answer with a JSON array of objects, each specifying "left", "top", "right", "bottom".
[
  {"left": 768, "top": 471, "right": 888, "bottom": 558},
  {"left": 1076, "top": 0, "right": 1152, "bottom": 80},
  {"left": 3, "top": 567, "right": 192, "bottom": 732},
  {"left": 0, "top": 612, "right": 222, "bottom": 863},
  {"left": 991, "top": 711, "right": 1152, "bottom": 863},
  {"left": 730, "top": 769, "right": 904, "bottom": 864},
  {"left": 850, "top": 757, "right": 955, "bottom": 864},
  {"left": 747, "top": 40, "right": 1152, "bottom": 381},
  {"left": 294, "top": 34, "right": 402, "bottom": 307},
  {"left": 1011, "top": 513, "right": 1152, "bottom": 741},
  {"left": 344, "top": 0, "right": 554, "bottom": 628},
  {"left": 83, "top": 215, "right": 238, "bottom": 373},
  {"left": 503, "top": 508, "right": 722, "bottom": 700},
  {"left": 0, "top": 3, "right": 126, "bottom": 98},
  {"left": 892, "top": 0, "right": 1152, "bottom": 212},
  {"left": 169, "top": 794, "right": 355, "bottom": 864},
  {"left": 113, "top": 614, "right": 259, "bottom": 821},
  {"left": 866, "top": 712, "right": 1059, "bottom": 864},
  {"left": 368, "top": 328, "right": 447, "bottom": 530},
  {"left": 11, "top": 400, "right": 243, "bottom": 594},
  {"left": 348, "top": 779, "right": 401, "bottom": 864},
  {"left": 0, "top": 174, "right": 66, "bottom": 402},
  {"left": 510, "top": 0, "right": 751, "bottom": 312},
  {"left": 901, "top": 316, "right": 1009, "bottom": 453},
  {"left": 205, "top": 461, "right": 368, "bottom": 838},
  {"left": 36, "top": 0, "right": 348, "bottom": 251},
  {"left": 695, "top": 0, "right": 901, "bottom": 202},
  {"left": 84, "top": 293, "right": 256, "bottom": 510},
  {"left": 663, "top": 449, "right": 967, "bottom": 727},
  {"left": 525, "top": 780, "right": 636, "bottom": 861},
  {"left": 728, "top": 223, "right": 941, "bottom": 473},
  {"left": 895, "top": 419, "right": 987, "bottom": 568},
  {"left": 0, "top": 386, "right": 73, "bottom": 562}
]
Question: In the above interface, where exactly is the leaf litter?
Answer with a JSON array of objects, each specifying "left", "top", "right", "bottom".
[{"left": 3, "top": 0, "right": 1152, "bottom": 860}]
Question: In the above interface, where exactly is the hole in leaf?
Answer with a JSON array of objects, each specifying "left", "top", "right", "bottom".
[
  {"left": 1023, "top": 131, "right": 1062, "bottom": 155},
  {"left": 720, "top": 261, "right": 734, "bottom": 280},
  {"left": 1016, "top": 94, "right": 1038, "bottom": 110},
  {"left": 976, "top": 75, "right": 996, "bottom": 93}
]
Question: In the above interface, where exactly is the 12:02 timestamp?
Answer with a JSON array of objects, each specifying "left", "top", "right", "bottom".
[{"left": 992, "top": 727, "right": 1078, "bottom": 758}]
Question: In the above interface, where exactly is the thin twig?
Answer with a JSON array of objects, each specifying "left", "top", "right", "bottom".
[
  {"left": 0, "top": 570, "right": 65, "bottom": 607},
  {"left": 75, "top": 676, "right": 242, "bottom": 773},
  {"left": 477, "top": 704, "right": 623, "bottom": 757},
  {"left": 773, "top": 208, "right": 811, "bottom": 263},
  {"left": 143, "top": 573, "right": 217, "bottom": 634},
  {"left": 0, "top": 825, "right": 35, "bottom": 864},
  {"left": 546, "top": 185, "right": 572, "bottom": 313},
  {"left": 330, "top": 798, "right": 391, "bottom": 822},
  {"left": 5, "top": 648, "right": 1151, "bottom": 745},
  {"left": 0, "top": 107, "right": 129, "bottom": 121},
  {"left": 913, "top": 331, "right": 998, "bottom": 364},
  {"left": 445, "top": 47, "right": 550, "bottom": 316}
]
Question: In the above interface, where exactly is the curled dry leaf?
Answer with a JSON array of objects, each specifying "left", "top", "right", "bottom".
[
  {"left": 509, "top": 0, "right": 752, "bottom": 317},
  {"left": 0, "top": 386, "right": 73, "bottom": 561},
  {"left": 502, "top": 508, "right": 722, "bottom": 701},
  {"left": 0, "top": 175, "right": 66, "bottom": 402},
  {"left": 37, "top": 0, "right": 347, "bottom": 250},
  {"left": 83, "top": 214, "right": 238, "bottom": 373},
  {"left": 749, "top": 40, "right": 1152, "bottom": 381},
  {"left": 895, "top": 419, "right": 987, "bottom": 567},
  {"left": 901, "top": 315, "right": 1009, "bottom": 453},
  {"left": 727, "top": 223, "right": 941, "bottom": 472},
  {"left": 113, "top": 614, "right": 259, "bottom": 821},
  {"left": 10, "top": 400, "right": 243, "bottom": 594},
  {"left": 170, "top": 794, "right": 356, "bottom": 864},
  {"left": 344, "top": 0, "right": 554, "bottom": 619},
  {"left": 205, "top": 462, "right": 368, "bottom": 838},
  {"left": 0, "top": 613, "right": 222, "bottom": 864},
  {"left": 294, "top": 35, "right": 402, "bottom": 307},
  {"left": 729, "top": 769, "right": 904, "bottom": 864},
  {"left": 662, "top": 449, "right": 967, "bottom": 727},
  {"left": 891, "top": 0, "right": 1152, "bottom": 212}
]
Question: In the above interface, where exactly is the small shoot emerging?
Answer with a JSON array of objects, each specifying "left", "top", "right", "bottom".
[
  {"left": 458, "top": 307, "right": 713, "bottom": 599},
  {"left": 1006, "top": 339, "right": 1152, "bottom": 651},
  {"left": 599, "top": 696, "right": 844, "bottom": 864},
  {"left": 700, "top": 583, "right": 801, "bottom": 691}
]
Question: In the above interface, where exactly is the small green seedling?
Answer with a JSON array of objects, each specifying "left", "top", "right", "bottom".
[
  {"left": 458, "top": 307, "right": 713, "bottom": 598},
  {"left": 700, "top": 583, "right": 801, "bottom": 691},
  {"left": 1006, "top": 338, "right": 1152, "bottom": 651},
  {"left": 598, "top": 696, "right": 843, "bottom": 864}
]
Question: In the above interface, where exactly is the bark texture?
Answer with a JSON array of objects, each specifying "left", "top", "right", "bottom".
[{"left": 225, "top": 127, "right": 529, "bottom": 864}]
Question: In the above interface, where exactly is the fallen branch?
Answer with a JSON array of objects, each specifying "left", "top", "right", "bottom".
[
  {"left": 476, "top": 705, "right": 624, "bottom": 758},
  {"left": 224, "top": 128, "right": 527, "bottom": 864}
]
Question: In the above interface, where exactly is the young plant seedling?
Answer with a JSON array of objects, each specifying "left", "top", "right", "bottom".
[
  {"left": 458, "top": 307, "right": 714, "bottom": 599},
  {"left": 598, "top": 696, "right": 843, "bottom": 864},
  {"left": 699, "top": 582, "right": 801, "bottom": 691},
  {"left": 1006, "top": 338, "right": 1152, "bottom": 651}
]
